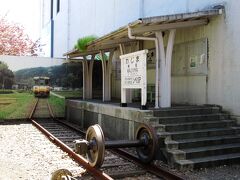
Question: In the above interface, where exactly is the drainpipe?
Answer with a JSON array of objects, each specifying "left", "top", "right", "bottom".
[{"left": 127, "top": 26, "right": 159, "bottom": 108}]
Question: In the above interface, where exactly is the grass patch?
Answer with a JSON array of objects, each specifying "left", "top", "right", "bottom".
[
  {"left": 49, "top": 90, "right": 82, "bottom": 118},
  {"left": 48, "top": 95, "right": 65, "bottom": 117},
  {"left": 0, "top": 91, "right": 35, "bottom": 119},
  {"left": 0, "top": 90, "right": 14, "bottom": 94},
  {"left": 52, "top": 90, "right": 82, "bottom": 98}
]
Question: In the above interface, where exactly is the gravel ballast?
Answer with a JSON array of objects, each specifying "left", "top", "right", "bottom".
[
  {"left": 0, "top": 121, "right": 84, "bottom": 179},
  {"left": 184, "top": 165, "right": 240, "bottom": 180}
]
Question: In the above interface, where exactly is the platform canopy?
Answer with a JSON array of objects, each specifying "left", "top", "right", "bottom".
[
  {"left": 63, "top": 6, "right": 223, "bottom": 107},
  {"left": 64, "top": 7, "right": 223, "bottom": 58}
]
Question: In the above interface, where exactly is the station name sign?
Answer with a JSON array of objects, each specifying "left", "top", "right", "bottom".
[
  {"left": 120, "top": 50, "right": 148, "bottom": 89},
  {"left": 120, "top": 49, "right": 148, "bottom": 109}
]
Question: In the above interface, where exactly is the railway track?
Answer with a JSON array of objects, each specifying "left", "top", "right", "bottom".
[{"left": 29, "top": 98, "right": 186, "bottom": 180}]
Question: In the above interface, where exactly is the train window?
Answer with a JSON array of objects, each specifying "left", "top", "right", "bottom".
[
  {"left": 39, "top": 79, "right": 45, "bottom": 85},
  {"left": 33, "top": 77, "right": 50, "bottom": 86}
]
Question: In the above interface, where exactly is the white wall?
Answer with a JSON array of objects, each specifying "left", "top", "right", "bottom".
[
  {"left": 143, "top": 0, "right": 225, "bottom": 16},
  {"left": 40, "top": 22, "right": 52, "bottom": 57},
  {"left": 51, "top": 0, "right": 240, "bottom": 117},
  {"left": 53, "top": 0, "right": 69, "bottom": 57},
  {"left": 67, "top": 0, "right": 141, "bottom": 52},
  {"left": 53, "top": 0, "right": 143, "bottom": 56},
  {"left": 142, "top": 0, "right": 240, "bottom": 116},
  {"left": 53, "top": 0, "right": 227, "bottom": 57}
]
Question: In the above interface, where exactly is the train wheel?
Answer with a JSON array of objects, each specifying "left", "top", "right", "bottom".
[
  {"left": 135, "top": 124, "right": 158, "bottom": 163},
  {"left": 85, "top": 124, "right": 105, "bottom": 167},
  {"left": 51, "top": 169, "right": 72, "bottom": 180}
]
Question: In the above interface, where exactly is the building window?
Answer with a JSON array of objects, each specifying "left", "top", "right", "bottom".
[
  {"left": 51, "top": 0, "right": 53, "bottom": 19},
  {"left": 57, "top": 0, "right": 60, "bottom": 13}
]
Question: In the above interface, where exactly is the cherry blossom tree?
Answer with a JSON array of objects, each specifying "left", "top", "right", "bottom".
[{"left": 0, "top": 16, "right": 41, "bottom": 56}]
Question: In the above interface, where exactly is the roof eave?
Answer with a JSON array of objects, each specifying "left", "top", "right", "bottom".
[{"left": 63, "top": 6, "right": 224, "bottom": 58}]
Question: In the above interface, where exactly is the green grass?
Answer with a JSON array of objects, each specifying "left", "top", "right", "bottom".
[
  {"left": 52, "top": 90, "right": 82, "bottom": 98},
  {"left": 0, "top": 90, "right": 14, "bottom": 94},
  {"left": 49, "top": 90, "right": 82, "bottom": 117},
  {"left": 48, "top": 95, "right": 65, "bottom": 117},
  {"left": 0, "top": 91, "right": 35, "bottom": 119}
]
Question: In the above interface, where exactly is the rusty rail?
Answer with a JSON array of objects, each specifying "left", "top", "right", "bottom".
[
  {"left": 56, "top": 120, "right": 187, "bottom": 180},
  {"left": 29, "top": 98, "right": 39, "bottom": 119},
  {"left": 29, "top": 99, "right": 186, "bottom": 179},
  {"left": 31, "top": 119, "right": 113, "bottom": 180},
  {"left": 111, "top": 149, "right": 186, "bottom": 180},
  {"left": 47, "top": 100, "right": 55, "bottom": 119},
  {"left": 29, "top": 99, "right": 113, "bottom": 180}
]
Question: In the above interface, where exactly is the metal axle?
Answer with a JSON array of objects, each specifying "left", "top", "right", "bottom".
[
  {"left": 105, "top": 140, "right": 144, "bottom": 149},
  {"left": 74, "top": 124, "right": 158, "bottom": 168},
  {"left": 89, "top": 133, "right": 150, "bottom": 150}
]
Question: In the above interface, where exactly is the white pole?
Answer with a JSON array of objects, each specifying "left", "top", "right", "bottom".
[
  {"left": 165, "top": 29, "right": 176, "bottom": 107},
  {"left": 128, "top": 26, "right": 159, "bottom": 108},
  {"left": 156, "top": 30, "right": 176, "bottom": 107}
]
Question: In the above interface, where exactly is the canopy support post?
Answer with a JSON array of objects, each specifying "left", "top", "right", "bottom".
[
  {"left": 82, "top": 55, "right": 95, "bottom": 100},
  {"left": 100, "top": 50, "right": 114, "bottom": 101},
  {"left": 156, "top": 29, "right": 176, "bottom": 108}
]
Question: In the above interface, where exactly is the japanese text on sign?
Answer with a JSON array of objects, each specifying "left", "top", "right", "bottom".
[{"left": 120, "top": 50, "right": 148, "bottom": 89}]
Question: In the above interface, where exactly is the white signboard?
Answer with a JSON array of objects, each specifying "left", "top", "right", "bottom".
[
  {"left": 120, "top": 50, "right": 148, "bottom": 109},
  {"left": 120, "top": 50, "right": 148, "bottom": 89}
]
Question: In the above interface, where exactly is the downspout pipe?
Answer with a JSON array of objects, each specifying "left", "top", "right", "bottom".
[{"left": 127, "top": 26, "right": 159, "bottom": 108}]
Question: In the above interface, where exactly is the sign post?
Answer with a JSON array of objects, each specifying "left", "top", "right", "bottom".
[{"left": 120, "top": 50, "right": 148, "bottom": 110}]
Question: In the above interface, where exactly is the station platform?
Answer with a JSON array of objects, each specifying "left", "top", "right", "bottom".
[
  {"left": 65, "top": 99, "right": 240, "bottom": 170},
  {"left": 65, "top": 99, "right": 154, "bottom": 140}
]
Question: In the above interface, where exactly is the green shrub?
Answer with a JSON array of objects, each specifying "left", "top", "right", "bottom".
[
  {"left": 17, "top": 90, "right": 24, "bottom": 93},
  {"left": 0, "top": 90, "right": 13, "bottom": 94},
  {"left": 16, "top": 90, "right": 31, "bottom": 93},
  {"left": 75, "top": 35, "right": 98, "bottom": 52}
]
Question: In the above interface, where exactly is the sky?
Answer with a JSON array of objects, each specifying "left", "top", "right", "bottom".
[{"left": 0, "top": 0, "right": 41, "bottom": 40}]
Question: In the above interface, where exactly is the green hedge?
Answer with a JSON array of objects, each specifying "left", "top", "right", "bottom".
[{"left": 0, "top": 90, "right": 14, "bottom": 94}]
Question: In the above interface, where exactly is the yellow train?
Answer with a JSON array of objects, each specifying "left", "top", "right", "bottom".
[{"left": 33, "top": 77, "right": 50, "bottom": 97}]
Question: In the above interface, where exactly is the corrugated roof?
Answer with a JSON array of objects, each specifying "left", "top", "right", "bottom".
[{"left": 64, "top": 7, "right": 223, "bottom": 58}]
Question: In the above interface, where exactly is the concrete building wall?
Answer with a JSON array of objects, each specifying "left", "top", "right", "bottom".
[
  {"left": 48, "top": 0, "right": 228, "bottom": 56},
  {"left": 49, "top": 0, "right": 142, "bottom": 57},
  {"left": 143, "top": 0, "right": 226, "bottom": 16},
  {"left": 173, "top": 2, "right": 240, "bottom": 118},
  {"left": 42, "top": 0, "right": 240, "bottom": 118},
  {"left": 67, "top": 0, "right": 141, "bottom": 54},
  {"left": 109, "top": 1, "right": 240, "bottom": 119},
  {"left": 39, "top": 0, "right": 52, "bottom": 57},
  {"left": 52, "top": 0, "right": 69, "bottom": 57},
  {"left": 40, "top": 22, "right": 52, "bottom": 57}
]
